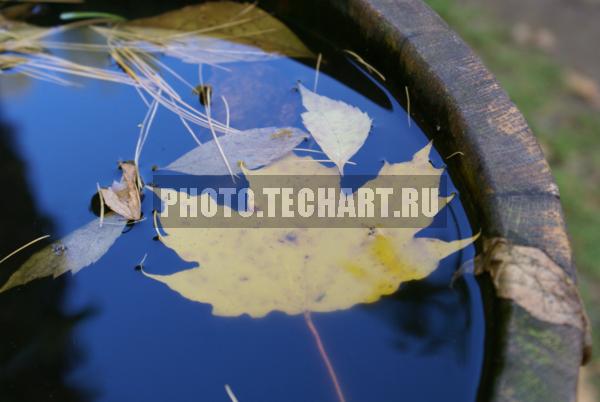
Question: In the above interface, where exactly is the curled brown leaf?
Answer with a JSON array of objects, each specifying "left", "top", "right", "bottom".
[
  {"left": 476, "top": 237, "right": 588, "bottom": 333},
  {"left": 100, "top": 162, "right": 142, "bottom": 221}
]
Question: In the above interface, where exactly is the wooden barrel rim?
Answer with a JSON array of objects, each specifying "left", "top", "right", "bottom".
[{"left": 264, "top": 0, "right": 589, "bottom": 399}]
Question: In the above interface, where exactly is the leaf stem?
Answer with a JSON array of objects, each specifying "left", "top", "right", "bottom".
[{"left": 303, "top": 311, "right": 347, "bottom": 402}]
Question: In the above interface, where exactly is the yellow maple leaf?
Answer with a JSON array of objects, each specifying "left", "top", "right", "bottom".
[{"left": 144, "top": 143, "right": 477, "bottom": 318}]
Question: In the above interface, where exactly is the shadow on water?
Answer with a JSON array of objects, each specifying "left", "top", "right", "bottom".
[
  {"left": 0, "top": 109, "right": 92, "bottom": 402},
  {"left": 365, "top": 279, "right": 472, "bottom": 357}
]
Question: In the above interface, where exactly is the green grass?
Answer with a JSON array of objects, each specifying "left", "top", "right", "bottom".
[{"left": 424, "top": 0, "right": 600, "bottom": 385}]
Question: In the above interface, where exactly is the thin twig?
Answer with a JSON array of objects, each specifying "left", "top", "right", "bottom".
[
  {"left": 134, "top": 94, "right": 160, "bottom": 188},
  {"left": 343, "top": 49, "right": 385, "bottom": 82},
  {"left": 97, "top": 182, "right": 105, "bottom": 227},
  {"left": 0, "top": 235, "right": 50, "bottom": 265},
  {"left": 178, "top": 114, "right": 203, "bottom": 146},
  {"left": 205, "top": 90, "right": 235, "bottom": 179},
  {"left": 405, "top": 86, "right": 411, "bottom": 128},
  {"left": 221, "top": 95, "right": 230, "bottom": 135},
  {"left": 294, "top": 148, "right": 326, "bottom": 154},
  {"left": 153, "top": 210, "right": 163, "bottom": 240},
  {"left": 137, "top": 253, "right": 148, "bottom": 267},
  {"left": 313, "top": 52, "right": 322, "bottom": 92},
  {"left": 225, "top": 385, "right": 239, "bottom": 402},
  {"left": 445, "top": 151, "right": 464, "bottom": 160},
  {"left": 304, "top": 312, "right": 346, "bottom": 402},
  {"left": 296, "top": 159, "right": 357, "bottom": 166}
]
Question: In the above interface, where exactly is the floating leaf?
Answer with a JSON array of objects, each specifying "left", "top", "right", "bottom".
[
  {"left": 100, "top": 162, "right": 142, "bottom": 221},
  {"left": 144, "top": 143, "right": 476, "bottom": 317},
  {"left": 122, "top": 1, "right": 313, "bottom": 61},
  {"left": 298, "top": 84, "right": 372, "bottom": 174},
  {"left": 162, "top": 127, "right": 307, "bottom": 175},
  {"left": 0, "top": 215, "right": 126, "bottom": 293}
]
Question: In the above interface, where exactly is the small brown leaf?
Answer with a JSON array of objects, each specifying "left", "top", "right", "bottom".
[
  {"left": 476, "top": 238, "right": 587, "bottom": 332},
  {"left": 100, "top": 162, "right": 142, "bottom": 221}
]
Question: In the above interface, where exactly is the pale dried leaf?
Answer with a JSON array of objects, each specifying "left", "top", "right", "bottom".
[
  {"left": 0, "top": 215, "right": 126, "bottom": 293},
  {"left": 163, "top": 127, "right": 307, "bottom": 175},
  {"left": 298, "top": 84, "right": 372, "bottom": 174}
]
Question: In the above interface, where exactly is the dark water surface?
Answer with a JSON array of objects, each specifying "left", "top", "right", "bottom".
[{"left": 0, "top": 22, "right": 483, "bottom": 402}]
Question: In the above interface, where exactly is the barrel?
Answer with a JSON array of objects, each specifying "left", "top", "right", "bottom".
[{"left": 261, "top": 0, "right": 590, "bottom": 400}]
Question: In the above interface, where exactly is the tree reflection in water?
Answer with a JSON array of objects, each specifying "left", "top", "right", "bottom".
[{"left": 0, "top": 109, "right": 92, "bottom": 402}]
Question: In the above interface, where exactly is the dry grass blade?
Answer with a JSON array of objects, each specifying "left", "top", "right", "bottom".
[
  {"left": 97, "top": 182, "right": 105, "bottom": 227},
  {"left": 107, "top": 42, "right": 235, "bottom": 134},
  {"left": 225, "top": 385, "right": 239, "bottom": 402},
  {"left": 343, "top": 49, "right": 386, "bottom": 82},
  {"left": 405, "top": 86, "right": 411, "bottom": 128},
  {"left": 134, "top": 93, "right": 160, "bottom": 188},
  {"left": 445, "top": 151, "right": 464, "bottom": 160},
  {"left": 101, "top": 34, "right": 238, "bottom": 178},
  {"left": 0, "top": 234, "right": 50, "bottom": 265},
  {"left": 314, "top": 52, "right": 322, "bottom": 92},
  {"left": 205, "top": 88, "right": 235, "bottom": 178},
  {"left": 295, "top": 159, "right": 357, "bottom": 166},
  {"left": 1, "top": 21, "right": 142, "bottom": 87},
  {"left": 39, "top": 40, "right": 112, "bottom": 52},
  {"left": 221, "top": 95, "right": 231, "bottom": 135},
  {"left": 294, "top": 148, "right": 326, "bottom": 154}
]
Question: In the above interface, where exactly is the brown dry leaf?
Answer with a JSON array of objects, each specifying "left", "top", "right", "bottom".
[
  {"left": 100, "top": 162, "right": 142, "bottom": 221},
  {"left": 476, "top": 238, "right": 587, "bottom": 332},
  {"left": 125, "top": 1, "right": 312, "bottom": 59}
]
